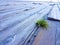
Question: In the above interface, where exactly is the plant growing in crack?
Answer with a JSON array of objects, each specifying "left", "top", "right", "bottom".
[{"left": 36, "top": 19, "right": 48, "bottom": 29}]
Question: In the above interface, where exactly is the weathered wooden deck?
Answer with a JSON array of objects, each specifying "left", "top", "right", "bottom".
[
  {"left": 32, "top": 15, "right": 60, "bottom": 45},
  {"left": 0, "top": 1, "right": 60, "bottom": 45}
]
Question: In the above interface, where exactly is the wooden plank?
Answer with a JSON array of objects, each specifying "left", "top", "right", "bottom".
[
  {"left": 32, "top": 20, "right": 57, "bottom": 45},
  {"left": 56, "top": 22, "right": 60, "bottom": 45},
  {"left": 0, "top": 4, "right": 46, "bottom": 20},
  {"left": 0, "top": 5, "right": 47, "bottom": 31},
  {"left": 48, "top": 5, "right": 60, "bottom": 21},
  {"left": 0, "top": 2, "right": 53, "bottom": 45},
  {"left": 0, "top": 6, "right": 52, "bottom": 45}
]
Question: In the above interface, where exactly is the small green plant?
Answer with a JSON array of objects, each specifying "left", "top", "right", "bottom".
[{"left": 36, "top": 19, "right": 48, "bottom": 28}]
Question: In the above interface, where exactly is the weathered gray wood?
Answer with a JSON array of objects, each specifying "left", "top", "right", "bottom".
[
  {"left": 48, "top": 5, "right": 60, "bottom": 21},
  {"left": 0, "top": 5, "right": 47, "bottom": 31},
  {"left": 32, "top": 18, "right": 59, "bottom": 45},
  {"left": 0, "top": 1, "right": 54, "bottom": 45},
  {"left": 56, "top": 22, "right": 60, "bottom": 45}
]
